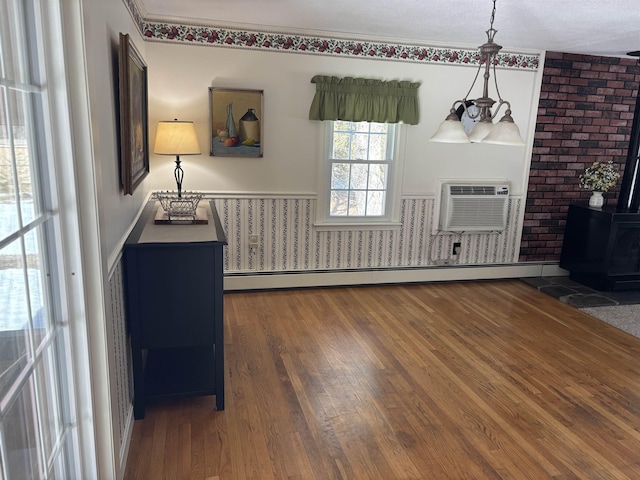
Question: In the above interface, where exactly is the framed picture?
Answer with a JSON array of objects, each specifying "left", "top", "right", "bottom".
[
  {"left": 118, "top": 32, "right": 149, "bottom": 195},
  {"left": 210, "top": 88, "right": 263, "bottom": 157}
]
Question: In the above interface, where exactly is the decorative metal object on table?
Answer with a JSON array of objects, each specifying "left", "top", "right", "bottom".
[{"left": 154, "top": 191, "right": 206, "bottom": 224}]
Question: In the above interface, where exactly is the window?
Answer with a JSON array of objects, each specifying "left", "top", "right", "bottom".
[
  {"left": 323, "top": 121, "right": 398, "bottom": 223},
  {"left": 1, "top": 1, "right": 82, "bottom": 478}
]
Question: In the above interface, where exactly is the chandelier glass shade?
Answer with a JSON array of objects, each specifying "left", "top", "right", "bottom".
[{"left": 429, "top": 0, "right": 525, "bottom": 146}]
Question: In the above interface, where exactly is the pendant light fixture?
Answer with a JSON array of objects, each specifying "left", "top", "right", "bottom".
[{"left": 430, "top": 0, "right": 525, "bottom": 146}]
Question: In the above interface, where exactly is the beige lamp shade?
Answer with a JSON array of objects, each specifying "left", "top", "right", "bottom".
[
  {"left": 468, "top": 119, "right": 494, "bottom": 143},
  {"left": 481, "top": 112, "right": 525, "bottom": 146},
  {"left": 154, "top": 120, "right": 201, "bottom": 155},
  {"left": 429, "top": 112, "right": 470, "bottom": 143}
]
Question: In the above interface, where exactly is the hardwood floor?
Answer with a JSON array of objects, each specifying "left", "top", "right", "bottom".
[{"left": 124, "top": 280, "right": 640, "bottom": 479}]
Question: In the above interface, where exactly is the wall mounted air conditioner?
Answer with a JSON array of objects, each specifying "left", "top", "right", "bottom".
[{"left": 439, "top": 183, "right": 509, "bottom": 232}]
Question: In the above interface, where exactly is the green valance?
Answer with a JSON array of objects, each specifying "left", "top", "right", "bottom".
[{"left": 309, "top": 75, "right": 420, "bottom": 125}]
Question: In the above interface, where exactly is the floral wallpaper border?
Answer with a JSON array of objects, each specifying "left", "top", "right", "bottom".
[{"left": 124, "top": 0, "right": 539, "bottom": 70}]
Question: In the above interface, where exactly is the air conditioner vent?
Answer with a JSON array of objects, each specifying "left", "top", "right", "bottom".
[
  {"left": 439, "top": 183, "right": 509, "bottom": 232},
  {"left": 450, "top": 185, "right": 500, "bottom": 196}
]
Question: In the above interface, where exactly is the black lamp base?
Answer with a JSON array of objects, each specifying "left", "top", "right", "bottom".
[{"left": 174, "top": 155, "right": 184, "bottom": 198}]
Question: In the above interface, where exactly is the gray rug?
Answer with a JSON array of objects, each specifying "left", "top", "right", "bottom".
[{"left": 580, "top": 304, "right": 640, "bottom": 338}]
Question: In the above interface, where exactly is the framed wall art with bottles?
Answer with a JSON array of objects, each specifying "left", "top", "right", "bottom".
[{"left": 209, "top": 87, "right": 263, "bottom": 157}]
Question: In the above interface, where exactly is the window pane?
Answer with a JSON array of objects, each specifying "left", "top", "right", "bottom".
[
  {"left": 334, "top": 120, "right": 350, "bottom": 131},
  {"left": 369, "top": 164, "right": 388, "bottom": 190},
  {"left": 330, "top": 190, "right": 348, "bottom": 216},
  {"left": 0, "top": 239, "right": 31, "bottom": 398},
  {"left": 368, "top": 134, "right": 387, "bottom": 161},
  {"left": 369, "top": 123, "right": 387, "bottom": 134},
  {"left": 366, "top": 191, "right": 385, "bottom": 216},
  {"left": 332, "top": 133, "right": 350, "bottom": 159},
  {"left": 348, "top": 191, "right": 366, "bottom": 215},
  {"left": 4, "top": 377, "right": 43, "bottom": 479},
  {"left": 0, "top": 0, "right": 31, "bottom": 84},
  {"left": 0, "top": 193, "right": 20, "bottom": 245},
  {"left": 351, "top": 133, "right": 368, "bottom": 159},
  {"left": 354, "top": 122, "right": 369, "bottom": 132},
  {"left": 0, "top": 91, "right": 19, "bottom": 220},
  {"left": 331, "top": 163, "right": 350, "bottom": 189},
  {"left": 37, "top": 345, "right": 64, "bottom": 465},
  {"left": 350, "top": 164, "right": 368, "bottom": 190},
  {"left": 12, "top": 89, "right": 38, "bottom": 223},
  {"left": 26, "top": 226, "right": 51, "bottom": 348}
]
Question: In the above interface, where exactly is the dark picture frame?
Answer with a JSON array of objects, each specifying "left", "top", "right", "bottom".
[
  {"left": 118, "top": 33, "right": 149, "bottom": 195},
  {"left": 210, "top": 88, "right": 263, "bottom": 157}
]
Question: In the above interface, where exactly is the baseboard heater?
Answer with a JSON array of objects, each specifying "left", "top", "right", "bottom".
[{"left": 439, "top": 183, "right": 509, "bottom": 232}]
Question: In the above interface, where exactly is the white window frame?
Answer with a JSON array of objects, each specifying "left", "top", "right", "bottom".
[
  {"left": 0, "top": 0, "right": 100, "bottom": 478},
  {"left": 315, "top": 120, "right": 405, "bottom": 230}
]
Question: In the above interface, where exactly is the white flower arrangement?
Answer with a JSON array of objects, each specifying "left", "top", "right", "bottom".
[{"left": 578, "top": 161, "right": 620, "bottom": 192}]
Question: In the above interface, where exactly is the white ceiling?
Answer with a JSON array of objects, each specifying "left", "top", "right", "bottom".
[{"left": 138, "top": 0, "right": 640, "bottom": 58}]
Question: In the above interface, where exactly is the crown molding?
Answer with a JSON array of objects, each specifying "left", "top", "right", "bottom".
[{"left": 124, "top": 0, "right": 540, "bottom": 70}]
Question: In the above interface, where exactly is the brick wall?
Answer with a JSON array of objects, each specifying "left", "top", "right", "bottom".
[{"left": 519, "top": 51, "right": 640, "bottom": 262}]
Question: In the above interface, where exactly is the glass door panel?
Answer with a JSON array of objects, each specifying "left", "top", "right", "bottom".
[{"left": 0, "top": 0, "right": 82, "bottom": 478}]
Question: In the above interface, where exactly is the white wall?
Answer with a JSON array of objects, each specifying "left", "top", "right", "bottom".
[
  {"left": 77, "top": 0, "right": 148, "bottom": 477},
  {"left": 145, "top": 43, "right": 541, "bottom": 197},
  {"left": 82, "top": 0, "right": 152, "bottom": 261}
]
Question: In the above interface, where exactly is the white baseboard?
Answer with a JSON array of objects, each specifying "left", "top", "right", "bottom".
[{"left": 223, "top": 263, "right": 569, "bottom": 291}]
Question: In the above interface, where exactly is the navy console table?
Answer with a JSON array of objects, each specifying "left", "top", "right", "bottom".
[
  {"left": 124, "top": 200, "right": 227, "bottom": 419},
  {"left": 559, "top": 203, "right": 640, "bottom": 291}
]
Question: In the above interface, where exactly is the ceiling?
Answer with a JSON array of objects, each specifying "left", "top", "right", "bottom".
[{"left": 138, "top": 0, "right": 640, "bottom": 58}]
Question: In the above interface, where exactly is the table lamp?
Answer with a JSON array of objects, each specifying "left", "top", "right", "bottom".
[{"left": 154, "top": 119, "right": 201, "bottom": 197}]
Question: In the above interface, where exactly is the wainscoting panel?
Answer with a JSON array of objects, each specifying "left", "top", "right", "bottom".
[
  {"left": 107, "top": 259, "right": 134, "bottom": 468},
  {"left": 213, "top": 196, "right": 523, "bottom": 273}
]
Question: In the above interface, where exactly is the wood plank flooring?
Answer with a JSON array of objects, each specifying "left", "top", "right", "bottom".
[{"left": 124, "top": 280, "right": 640, "bottom": 479}]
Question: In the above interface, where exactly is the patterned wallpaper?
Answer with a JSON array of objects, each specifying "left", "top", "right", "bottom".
[
  {"left": 212, "top": 195, "right": 523, "bottom": 273},
  {"left": 107, "top": 260, "right": 133, "bottom": 466}
]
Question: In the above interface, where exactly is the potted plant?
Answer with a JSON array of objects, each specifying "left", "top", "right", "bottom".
[{"left": 578, "top": 161, "right": 620, "bottom": 208}]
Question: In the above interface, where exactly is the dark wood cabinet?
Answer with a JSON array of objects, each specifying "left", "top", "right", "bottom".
[
  {"left": 559, "top": 203, "right": 640, "bottom": 291},
  {"left": 124, "top": 200, "right": 227, "bottom": 419}
]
